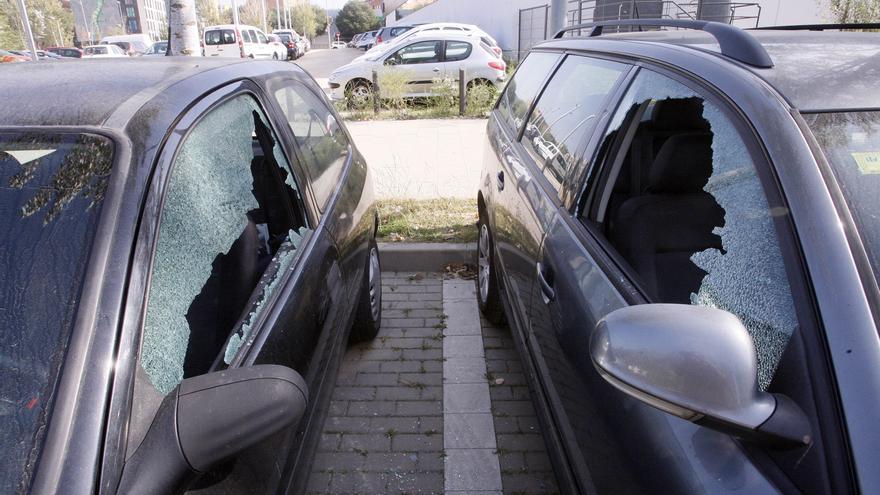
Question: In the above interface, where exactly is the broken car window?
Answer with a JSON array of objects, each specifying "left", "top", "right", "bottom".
[{"left": 599, "top": 69, "right": 799, "bottom": 389}]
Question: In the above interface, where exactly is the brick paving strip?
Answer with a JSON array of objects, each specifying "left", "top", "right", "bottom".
[
  {"left": 442, "top": 279, "right": 503, "bottom": 494},
  {"left": 306, "top": 272, "right": 558, "bottom": 494}
]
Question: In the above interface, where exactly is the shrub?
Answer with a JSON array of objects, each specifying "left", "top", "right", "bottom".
[
  {"left": 378, "top": 68, "right": 409, "bottom": 112},
  {"left": 467, "top": 83, "right": 498, "bottom": 117},
  {"left": 428, "top": 76, "right": 457, "bottom": 117}
]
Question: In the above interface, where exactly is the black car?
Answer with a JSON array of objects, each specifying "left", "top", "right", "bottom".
[
  {"left": 477, "top": 20, "right": 879, "bottom": 494},
  {"left": 0, "top": 58, "right": 382, "bottom": 494}
]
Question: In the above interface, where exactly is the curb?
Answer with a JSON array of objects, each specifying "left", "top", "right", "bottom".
[{"left": 378, "top": 242, "right": 476, "bottom": 272}]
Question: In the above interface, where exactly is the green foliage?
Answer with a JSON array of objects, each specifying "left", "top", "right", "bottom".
[
  {"left": 428, "top": 76, "right": 457, "bottom": 116},
  {"left": 238, "top": 0, "right": 264, "bottom": 30},
  {"left": 466, "top": 83, "right": 498, "bottom": 117},
  {"left": 0, "top": 0, "right": 75, "bottom": 49},
  {"left": 825, "top": 0, "right": 880, "bottom": 22},
  {"left": 311, "top": 5, "right": 327, "bottom": 35},
  {"left": 291, "top": 4, "right": 316, "bottom": 38},
  {"left": 378, "top": 68, "right": 408, "bottom": 111},
  {"left": 196, "top": 0, "right": 229, "bottom": 32},
  {"left": 334, "top": 0, "right": 379, "bottom": 38}
]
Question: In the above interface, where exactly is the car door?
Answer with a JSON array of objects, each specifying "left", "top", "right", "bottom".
[
  {"left": 494, "top": 52, "right": 634, "bottom": 494},
  {"left": 115, "top": 84, "right": 343, "bottom": 494},
  {"left": 487, "top": 50, "right": 562, "bottom": 333},
  {"left": 256, "top": 30, "right": 272, "bottom": 58},
  {"left": 441, "top": 39, "right": 472, "bottom": 81},
  {"left": 531, "top": 64, "right": 838, "bottom": 493},
  {"left": 384, "top": 40, "right": 445, "bottom": 96}
]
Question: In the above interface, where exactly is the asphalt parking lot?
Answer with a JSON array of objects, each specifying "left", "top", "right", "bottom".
[{"left": 306, "top": 272, "right": 559, "bottom": 494}]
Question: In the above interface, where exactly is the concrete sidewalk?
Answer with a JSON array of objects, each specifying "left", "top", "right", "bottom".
[{"left": 347, "top": 119, "right": 488, "bottom": 199}]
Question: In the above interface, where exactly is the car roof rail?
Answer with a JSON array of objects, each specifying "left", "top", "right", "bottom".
[
  {"left": 554, "top": 19, "right": 774, "bottom": 68},
  {"left": 752, "top": 23, "right": 880, "bottom": 31}
]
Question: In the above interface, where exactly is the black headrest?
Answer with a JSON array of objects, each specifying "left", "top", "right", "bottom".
[
  {"left": 649, "top": 97, "right": 709, "bottom": 132},
  {"left": 648, "top": 133, "right": 714, "bottom": 194}
]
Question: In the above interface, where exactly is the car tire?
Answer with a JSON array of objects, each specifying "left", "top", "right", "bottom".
[
  {"left": 349, "top": 241, "right": 382, "bottom": 343},
  {"left": 347, "top": 80, "right": 373, "bottom": 109},
  {"left": 476, "top": 208, "right": 505, "bottom": 325}
]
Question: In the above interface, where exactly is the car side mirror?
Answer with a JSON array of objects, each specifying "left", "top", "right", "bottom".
[
  {"left": 590, "top": 304, "right": 811, "bottom": 448},
  {"left": 118, "top": 365, "right": 308, "bottom": 494}
]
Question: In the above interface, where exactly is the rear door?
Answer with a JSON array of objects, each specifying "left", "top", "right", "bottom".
[
  {"left": 441, "top": 40, "right": 473, "bottom": 81},
  {"left": 204, "top": 28, "right": 236, "bottom": 57}
]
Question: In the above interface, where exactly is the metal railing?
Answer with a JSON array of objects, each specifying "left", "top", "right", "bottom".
[
  {"left": 518, "top": 5, "right": 550, "bottom": 61},
  {"left": 566, "top": 1, "right": 761, "bottom": 30}
]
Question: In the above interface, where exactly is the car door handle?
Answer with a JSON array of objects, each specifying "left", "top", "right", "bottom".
[
  {"left": 496, "top": 171, "right": 505, "bottom": 191},
  {"left": 432, "top": 67, "right": 441, "bottom": 72},
  {"left": 536, "top": 262, "right": 555, "bottom": 304}
]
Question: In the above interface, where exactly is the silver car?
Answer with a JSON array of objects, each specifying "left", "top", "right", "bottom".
[{"left": 329, "top": 32, "right": 506, "bottom": 103}]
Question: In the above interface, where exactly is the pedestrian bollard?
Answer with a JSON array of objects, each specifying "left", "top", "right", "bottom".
[
  {"left": 372, "top": 69, "right": 379, "bottom": 115},
  {"left": 459, "top": 66, "right": 466, "bottom": 116}
]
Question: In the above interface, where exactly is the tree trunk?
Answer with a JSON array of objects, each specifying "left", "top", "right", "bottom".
[{"left": 168, "top": 0, "right": 200, "bottom": 56}]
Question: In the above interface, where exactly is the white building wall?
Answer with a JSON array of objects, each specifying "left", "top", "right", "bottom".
[{"left": 388, "top": 0, "right": 549, "bottom": 59}]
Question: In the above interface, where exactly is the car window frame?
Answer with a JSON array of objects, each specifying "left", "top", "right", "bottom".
[
  {"left": 386, "top": 39, "right": 444, "bottom": 66},
  {"left": 443, "top": 39, "right": 472, "bottom": 62},
  {"left": 258, "top": 74, "right": 354, "bottom": 217},
  {"left": 97, "top": 80, "right": 316, "bottom": 494},
  {"left": 565, "top": 58, "right": 851, "bottom": 490},
  {"left": 514, "top": 52, "right": 632, "bottom": 201}
]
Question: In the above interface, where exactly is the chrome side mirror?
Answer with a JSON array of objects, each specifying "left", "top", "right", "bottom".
[{"left": 590, "top": 304, "right": 811, "bottom": 448}]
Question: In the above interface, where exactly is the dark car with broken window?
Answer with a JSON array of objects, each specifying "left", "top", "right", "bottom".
[
  {"left": 476, "top": 20, "right": 880, "bottom": 494},
  {"left": 0, "top": 58, "right": 382, "bottom": 494}
]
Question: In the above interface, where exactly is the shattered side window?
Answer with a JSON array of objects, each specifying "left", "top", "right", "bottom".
[
  {"left": 692, "top": 102, "right": 799, "bottom": 390},
  {"left": 602, "top": 69, "right": 799, "bottom": 390},
  {"left": 139, "top": 94, "right": 308, "bottom": 397}
]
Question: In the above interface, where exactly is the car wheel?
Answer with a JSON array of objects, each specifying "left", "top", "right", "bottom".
[
  {"left": 477, "top": 209, "right": 505, "bottom": 324},
  {"left": 349, "top": 241, "right": 382, "bottom": 343},
  {"left": 347, "top": 80, "right": 372, "bottom": 109}
]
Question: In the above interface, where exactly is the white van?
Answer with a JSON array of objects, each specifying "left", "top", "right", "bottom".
[{"left": 203, "top": 24, "right": 279, "bottom": 59}]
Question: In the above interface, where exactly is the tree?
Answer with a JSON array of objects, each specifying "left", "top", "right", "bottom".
[
  {"left": 290, "top": 4, "right": 315, "bottom": 38},
  {"left": 169, "top": 0, "right": 200, "bottom": 55},
  {"left": 311, "top": 4, "right": 327, "bottom": 35},
  {"left": 334, "top": 0, "right": 379, "bottom": 38},
  {"left": 238, "top": 0, "right": 264, "bottom": 29},
  {"left": 0, "top": 0, "right": 74, "bottom": 49},
  {"left": 195, "top": 0, "right": 228, "bottom": 32},
  {"left": 825, "top": 0, "right": 880, "bottom": 22}
]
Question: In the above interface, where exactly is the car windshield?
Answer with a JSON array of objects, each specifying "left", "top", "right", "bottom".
[
  {"left": 0, "top": 132, "right": 113, "bottom": 492},
  {"left": 805, "top": 111, "right": 880, "bottom": 285}
]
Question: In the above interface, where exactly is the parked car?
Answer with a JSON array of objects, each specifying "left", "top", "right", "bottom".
[
  {"left": 82, "top": 44, "right": 128, "bottom": 58},
  {"left": 374, "top": 25, "right": 414, "bottom": 46},
  {"left": 477, "top": 20, "right": 880, "bottom": 494},
  {"left": 361, "top": 23, "right": 502, "bottom": 61},
  {"left": 0, "top": 58, "right": 381, "bottom": 494},
  {"left": 204, "top": 24, "right": 277, "bottom": 59},
  {"left": 348, "top": 33, "right": 365, "bottom": 47},
  {"left": 355, "top": 30, "right": 377, "bottom": 50},
  {"left": 329, "top": 32, "right": 506, "bottom": 105},
  {"left": 266, "top": 34, "right": 288, "bottom": 60},
  {"left": 100, "top": 34, "right": 152, "bottom": 55},
  {"left": 10, "top": 49, "right": 63, "bottom": 61},
  {"left": 0, "top": 48, "right": 28, "bottom": 63},
  {"left": 273, "top": 30, "right": 299, "bottom": 59},
  {"left": 46, "top": 46, "right": 83, "bottom": 58},
  {"left": 331, "top": 41, "right": 347, "bottom": 49},
  {"left": 145, "top": 40, "right": 168, "bottom": 56}
]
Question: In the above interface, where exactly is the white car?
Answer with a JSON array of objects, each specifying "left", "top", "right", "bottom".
[
  {"left": 203, "top": 24, "right": 279, "bottom": 59},
  {"left": 329, "top": 32, "right": 506, "bottom": 104},
  {"left": 355, "top": 31, "right": 377, "bottom": 50},
  {"left": 331, "top": 41, "right": 347, "bottom": 49},
  {"left": 82, "top": 44, "right": 128, "bottom": 58},
  {"left": 359, "top": 23, "right": 502, "bottom": 62},
  {"left": 266, "top": 34, "right": 288, "bottom": 60}
]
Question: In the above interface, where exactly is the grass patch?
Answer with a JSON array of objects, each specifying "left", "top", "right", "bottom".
[{"left": 377, "top": 198, "right": 478, "bottom": 243}]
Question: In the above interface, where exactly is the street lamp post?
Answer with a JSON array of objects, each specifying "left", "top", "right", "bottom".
[{"left": 15, "top": 0, "right": 40, "bottom": 63}]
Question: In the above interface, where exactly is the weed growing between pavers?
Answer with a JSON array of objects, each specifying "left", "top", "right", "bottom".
[{"left": 377, "top": 198, "right": 478, "bottom": 243}]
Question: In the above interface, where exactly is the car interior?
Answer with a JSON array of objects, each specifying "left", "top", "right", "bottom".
[{"left": 591, "top": 96, "right": 725, "bottom": 304}]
